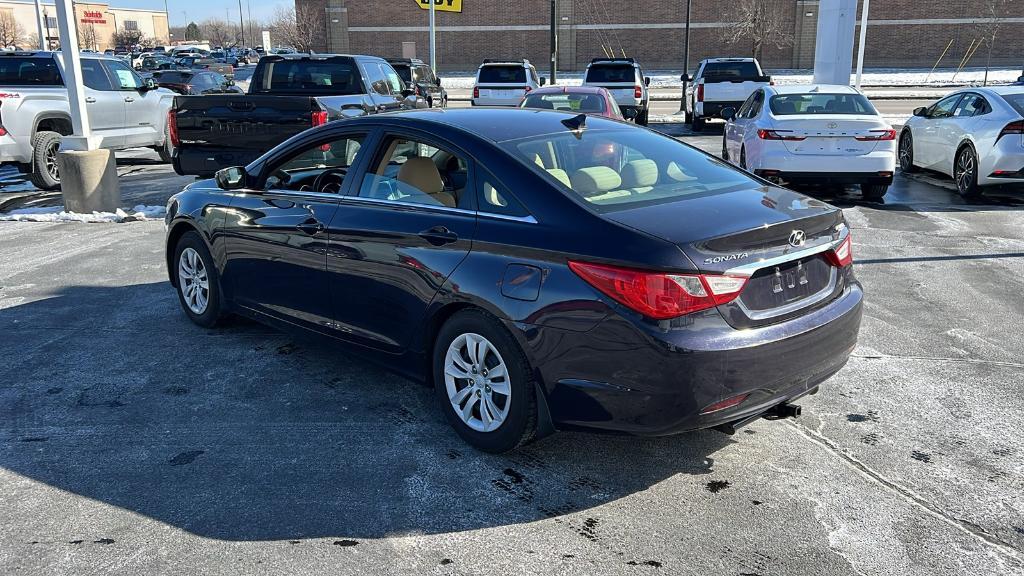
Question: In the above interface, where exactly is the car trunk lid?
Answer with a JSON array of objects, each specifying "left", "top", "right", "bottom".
[{"left": 769, "top": 115, "right": 890, "bottom": 155}]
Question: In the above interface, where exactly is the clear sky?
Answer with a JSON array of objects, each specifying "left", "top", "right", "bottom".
[{"left": 112, "top": 0, "right": 289, "bottom": 27}]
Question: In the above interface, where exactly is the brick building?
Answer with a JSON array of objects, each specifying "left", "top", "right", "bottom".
[{"left": 296, "top": 0, "right": 1024, "bottom": 72}]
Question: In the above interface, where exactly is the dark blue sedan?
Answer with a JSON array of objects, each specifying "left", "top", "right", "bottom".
[{"left": 164, "top": 108, "right": 862, "bottom": 453}]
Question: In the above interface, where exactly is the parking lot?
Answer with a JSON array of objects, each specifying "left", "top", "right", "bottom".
[{"left": 1, "top": 124, "right": 1023, "bottom": 575}]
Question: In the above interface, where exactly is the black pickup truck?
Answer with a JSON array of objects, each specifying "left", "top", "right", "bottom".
[{"left": 171, "top": 53, "right": 423, "bottom": 176}]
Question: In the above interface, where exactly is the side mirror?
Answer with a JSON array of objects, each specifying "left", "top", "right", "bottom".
[
  {"left": 913, "top": 106, "right": 928, "bottom": 117},
  {"left": 226, "top": 79, "right": 235, "bottom": 86},
  {"left": 215, "top": 166, "right": 247, "bottom": 190},
  {"left": 143, "top": 78, "right": 157, "bottom": 91},
  {"left": 758, "top": 75, "right": 773, "bottom": 83},
  {"left": 644, "top": 76, "right": 651, "bottom": 86},
  {"left": 540, "top": 76, "right": 547, "bottom": 86},
  {"left": 435, "top": 76, "right": 442, "bottom": 86},
  {"left": 401, "top": 88, "right": 416, "bottom": 98},
  {"left": 721, "top": 106, "right": 737, "bottom": 121},
  {"left": 680, "top": 73, "right": 691, "bottom": 82}
]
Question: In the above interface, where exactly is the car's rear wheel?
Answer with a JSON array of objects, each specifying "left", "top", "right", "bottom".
[
  {"left": 898, "top": 131, "right": 918, "bottom": 174},
  {"left": 158, "top": 122, "right": 174, "bottom": 164},
  {"left": 29, "top": 131, "right": 62, "bottom": 190},
  {"left": 861, "top": 183, "right": 889, "bottom": 199},
  {"left": 954, "top": 145, "right": 981, "bottom": 199},
  {"left": 433, "top": 309, "right": 536, "bottom": 453},
  {"left": 174, "top": 231, "right": 223, "bottom": 328}
]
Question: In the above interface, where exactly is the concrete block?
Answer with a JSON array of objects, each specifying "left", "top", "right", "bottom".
[{"left": 57, "top": 149, "right": 121, "bottom": 213}]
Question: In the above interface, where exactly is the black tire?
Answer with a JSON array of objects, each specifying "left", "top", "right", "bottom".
[
  {"left": 29, "top": 131, "right": 62, "bottom": 190},
  {"left": 721, "top": 134, "right": 729, "bottom": 161},
  {"left": 691, "top": 114, "right": 704, "bottom": 132},
  {"left": 740, "top": 146, "right": 748, "bottom": 171},
  {"left": 954, "top": 145, "right": 981, "bottom": 199},
  {"left": 861, "top": 183, "right": 889, "bottom": 199},
  {"left": 157, "top": 122, "right": 174, "bottom": 164},
  {"left": 636, "top": 109, "right": 649, "bottom": 126},
  {"left": 684, "top": 110, "right": 693, "bottom": 124},
  {"left": 173, "top": 231, "right": 223, "bottom": 328},
  {"left": 898, "top": 130, "right": 919, "bottom": 174},
  {"left": 433, "top": 309, "right": 537, "bottom": 453}
]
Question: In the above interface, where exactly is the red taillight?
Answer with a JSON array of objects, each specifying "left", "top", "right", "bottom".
[
  {"left": 997, "top": 120, "right": 1024, "bottom": 141},
  {"left": 854, "top": 129, "right": 896, "bottom": 141},
  {"left": 473, "top": 86, "right": 480, "bottom": 99},
  {"left": 524, "top": 86, "right": 532, "bottom": 94},
  {"left": 568, "top": 261, "right": 747, "bottom": 320},
  {"left": 696, "top": 83, "right": 704, "bottom": 102},
  {"left": 701, "top": 393, "right": 750, "bottom": 415},
  {"left": 758, "top": 129, "right": 806, "bottom": 141},
  {"left": 825, "top": 235, "right": 854, "bottom": 268},
  {"left": 311, "top": 111, "right": 328, "bottom": 126},
  {"left": 0, "top": 126, "right": 7, "bottom": 137},
  {"left": 634, "top": 85, "right": 642, "bottom": 99},
  {"left": 167, "top": 109, "right": 179, "bottom": 147}
]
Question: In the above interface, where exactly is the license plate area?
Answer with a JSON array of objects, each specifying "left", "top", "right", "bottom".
[{"left": 738, "top": 255, "right": 835, "bottom": 316}]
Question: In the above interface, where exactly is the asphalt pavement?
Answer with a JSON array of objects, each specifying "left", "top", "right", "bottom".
[{"left": 1, "top": 128, "right": 1023, "bottom": 575}]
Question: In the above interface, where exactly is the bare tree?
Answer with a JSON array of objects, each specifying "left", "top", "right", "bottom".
[
  {"left": 0, "top": 11, "right": 26, "bottom": 48},
  {"left": 269, "top": 5, "right": 323, "bottom": 53},
  {"left": 974, "top": 0, "right": 1013, "bottom": 86},
  {"left": 202, "top": 18, "right": 236, "bottom": 48},
  {"left": 721, "top": 0, "right": 793, "bottom": 61},
  {"left": 78, "top": 23, "right": 98, "bottom": 51}
]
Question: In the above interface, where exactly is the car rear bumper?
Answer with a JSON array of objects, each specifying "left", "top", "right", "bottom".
[
  {"left": 980, "top": 141, "right": 1024, "bottom": 186},
  {"left": 514, "top": 280, "right": 863, "bottom": 436},
  {"left": 760, "top": 171, "right": 894, "bottom": 185},
  {"left": 0, "top": 139, "right": 30, "bottom": 164},
  {"left": 753, "top": 148, "right": 896, "bottom": 184}
]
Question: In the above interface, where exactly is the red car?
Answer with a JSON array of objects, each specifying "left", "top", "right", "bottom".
[{"left": 519, "top": 85, "right": 624, "bottom": 120}]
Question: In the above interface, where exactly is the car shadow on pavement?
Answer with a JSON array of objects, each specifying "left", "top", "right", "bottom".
[{"left": 0, "top": 282, "right": 733, "bottom": 542}]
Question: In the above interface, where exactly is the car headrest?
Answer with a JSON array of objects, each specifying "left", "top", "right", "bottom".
[
  {"left": 775, "top": 101, "right": 797, "bottom": 115},
  {"left": 570, "top": 166, "right": 622, "bottom": 197},
  {"left": 620, "top": 159, "right": 658, "bottom": 188},
  {"left": 533, "top": 153, "right": 545, "bottom": 168},
  {"left": 397, "top": 156, "right": 443, "bottom": 195},
  {"left": 546, "top": 168, "right": 571, "bottom": 188}
]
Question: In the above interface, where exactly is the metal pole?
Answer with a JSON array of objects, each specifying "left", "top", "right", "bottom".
[
  {"left": 54, "top": 0, "right": 93, "bottom": 147},
  {"left": 855, "top": 0, "right": 869, "bottom": 88},
  {"left": 43, "top": 9, "right": 50, "bottom": 49},
  {"left": 237, "top": 0, "right": 245, "bottom": 46},
  {"left": 163, "top": 0, "right": 169, "bottom": 44},
  {"left": 33, "top": 0, "right": 46, "bottom": 50},
  {"left": 549, "top": 0, "right": 557, "bottom": 84},
  {"left": 679, "top": 0, "right": 692, "bottom": 112},
  {"left": 429, "top": 0, "right": 436, "bottom": 71}
]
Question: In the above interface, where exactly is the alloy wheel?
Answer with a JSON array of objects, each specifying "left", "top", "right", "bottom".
[
  {"left": 45, "top": 140, "right": 60, "bottom": 181},
  {"left": 443, "top": 332, "right": 511, "bottom": 433},
  {"left": 955, "top": 149, "right": 976, "bottom": 195},
  {"left": 178, "top": 247, "right": 210, "bottom": 315},
  {"left": 898, "top": 133, "right": 913, "bottom": 170}
]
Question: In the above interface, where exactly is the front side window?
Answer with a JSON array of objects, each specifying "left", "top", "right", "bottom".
[
  {"left": 80, "top": 59, "right": 112, "bottom": 90},
  {"left": 381, "top": 64, "right": 404, "bottom": 93},
  {"left": 503, "top": 128, "right": 757, "bottom": 213},
  {"left": 521, "top": 93, "right": 606, "bottom": 114},
  {"left": 104, "top": 60, "right": 143, "bottom": 90},
  {"left": 265, "top": 134, "right": 367, "bottom": 194},
  {"left": 929, "top": 95, "right": 962, "bottom": 119},
  {"left": 769, "top": 93, "right": 876, "bottom": 115},
  {"left": 478, "top": 65, "right": 526, "bottom": 84},
  {"left": 358, "top": 136, "right": 471, "bottom": 209}
]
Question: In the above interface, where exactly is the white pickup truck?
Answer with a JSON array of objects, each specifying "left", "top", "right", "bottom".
[
  {"left": 685, "top": 57, "right": 772, "bottom": 131},
  {"left": 0, "top": 51, "right": 175, "bottom": 189}
]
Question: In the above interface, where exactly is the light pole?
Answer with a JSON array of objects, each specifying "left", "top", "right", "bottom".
[
  {"left": 679, "top": 0, "right": 692, "bottom": 112},
  {"left": 549, "top": 0, "right": 557, "bottom": 84},
  {"left": 163, "top": 0, "right": 169, "bottom": 44},
  {"left": 429, "top": 0, "right": 436, "bottom": 71},
  {"left": 236, "top": 0, "right": 245, "bottom": 46},
  {"left": 854, "top": 0, "right": 869, "bottom": 88},
  {"left": 33, "top": 0, "right": 46, "bottom": 50}
]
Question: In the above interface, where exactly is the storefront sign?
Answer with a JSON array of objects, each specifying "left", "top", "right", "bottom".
[{"left": 81, "top": 10, "right": 107, "bottom": 24}]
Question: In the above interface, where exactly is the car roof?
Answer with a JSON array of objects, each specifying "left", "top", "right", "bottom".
[
  {"left": 350, "top": 108, "right": 629, "bottom": 144},
  {"left": 983, "top": 85, "right": 1024, "bottom": 96},
  {"left": 769, "top": 84, "right": 862, "bottom": 95},
  {"left": 528, "top": 85, "right": 609, "bottom": 95},
  {"left": 702, "top": 57, "right": 757, "bottom": 63}
]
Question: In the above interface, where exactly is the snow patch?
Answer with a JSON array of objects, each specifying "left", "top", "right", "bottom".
[{"left": 0, "top": 204, "right": 166, "bottom": 223}]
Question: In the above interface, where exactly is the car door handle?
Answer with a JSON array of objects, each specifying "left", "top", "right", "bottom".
[
  {"left": 418, "top": 225, "right": 458, "bottom": 246},
  {"left": 85, "top": 97, "right": 96, "bottom": 103},
  {"left": 124, "top": 97, "right": 135, "bottom": 102},
  {"left": 296, "top": 219, "right": 324, "bottom": 235}
]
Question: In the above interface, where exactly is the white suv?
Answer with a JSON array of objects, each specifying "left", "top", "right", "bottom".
[
  {"left": 582, "top": 58, "right": 651, "bottom": 125},
  {"left": 472, "top": 59, "right": 545, "bottom": 106}
]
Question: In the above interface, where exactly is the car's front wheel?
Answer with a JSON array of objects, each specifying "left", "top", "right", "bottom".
[
  {"left": 174, "top": 231, "right": 223, "bottom": 327},
  {"left": 721, "top": 134, "right": 729, "bottom": 161},
  {"left": 433, "top": 309, "right": 536, "bottom": 453}
]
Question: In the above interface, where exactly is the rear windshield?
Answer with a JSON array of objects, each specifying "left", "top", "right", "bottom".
[
  {"left": 157, "top": 72, "right": 193, "bottom": 83},
  {"left": 252, "top": 59, "right": 364, "bottom": 94},
  {"left": 501, "top": 128, "right": 757, "bottom": 214},
  {"left": 391, "top": 64, "right": 411, "bottom": 82},
  {"left": 522, "top": 93, "right": 606, "bottom": 114},
  {"left": 702, "top": 61, "right": 760, "bottom": 81},
  {"left": 478, "top": 65, "right": 525, "bottom": 84},
  {"left": 769, "top": 93, "right": 877, "bottom": 115},
  {"left": 585, "top": 64, "right": 635, "bottom": 84},
  {"left": 1000, "top": 93, "right": 1024, "bottom": 116},
  {"left": 0, "top": 57, "right": 62, "bottom": 86}
]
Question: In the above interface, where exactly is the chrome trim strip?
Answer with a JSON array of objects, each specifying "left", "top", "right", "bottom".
[
  {"left": 724, "top": 235, "right": 843, "bottom": 278},
  {"left": 342, "top": 195, "right": 538, "bottom": 223}
]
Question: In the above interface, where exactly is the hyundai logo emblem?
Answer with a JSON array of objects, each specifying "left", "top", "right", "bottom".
[
  {"left": 789, "top": 229, "right": 806, "bottom": 247},
  {"left": 827, "top": 122, "right": 838, "bottom": 129}
]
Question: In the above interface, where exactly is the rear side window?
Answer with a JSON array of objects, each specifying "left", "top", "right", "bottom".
[
  {"left": 478, "top": 65, "right": 525, "bottom": 84},
  {"left": 0, "top": 57, "right": 62, "bottom": 86},
  {"left": 157, "top": 71, "right": 192, "bottom": 84},
  {"left": 392, "top": 64, "right": 411, "bottom": 83},
  {"left": 769, "top": 93, "right": 876, "bottom": 115},
  {"left": 80, "top": 59, "right": 113, "bottom": 90},
  {"left": 585, "top": 65, "right": 634, "bottom": 83},
  {"left": 253, "top": 59, "right": 364, "bottom": 94},
  {"left": 1000, "top": 93, "right": 1024, "bottom": 116},
  {"left": 701, "top": 61, "right": 760, "bottom": 81}
]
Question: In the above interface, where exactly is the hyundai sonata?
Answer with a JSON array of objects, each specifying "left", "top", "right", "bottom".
[{"left": 165, "top": 108, "right": 863, "bottom": 452}]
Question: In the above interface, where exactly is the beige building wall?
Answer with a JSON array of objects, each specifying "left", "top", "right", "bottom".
[{"left": 0, "top": 0, "right": 168, "bottom": 50}]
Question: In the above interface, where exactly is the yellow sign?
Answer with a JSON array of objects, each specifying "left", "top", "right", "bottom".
[{"left": 416, "top": 0, "right": 462, "bottom": 12}]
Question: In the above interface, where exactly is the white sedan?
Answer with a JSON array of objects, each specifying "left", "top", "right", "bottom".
[
  {"left": 722, "top": 84, "right": 897, "bottom": 199},
  {"left": 899, "top": 86, "right": 1024, "bottom": 197}
]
